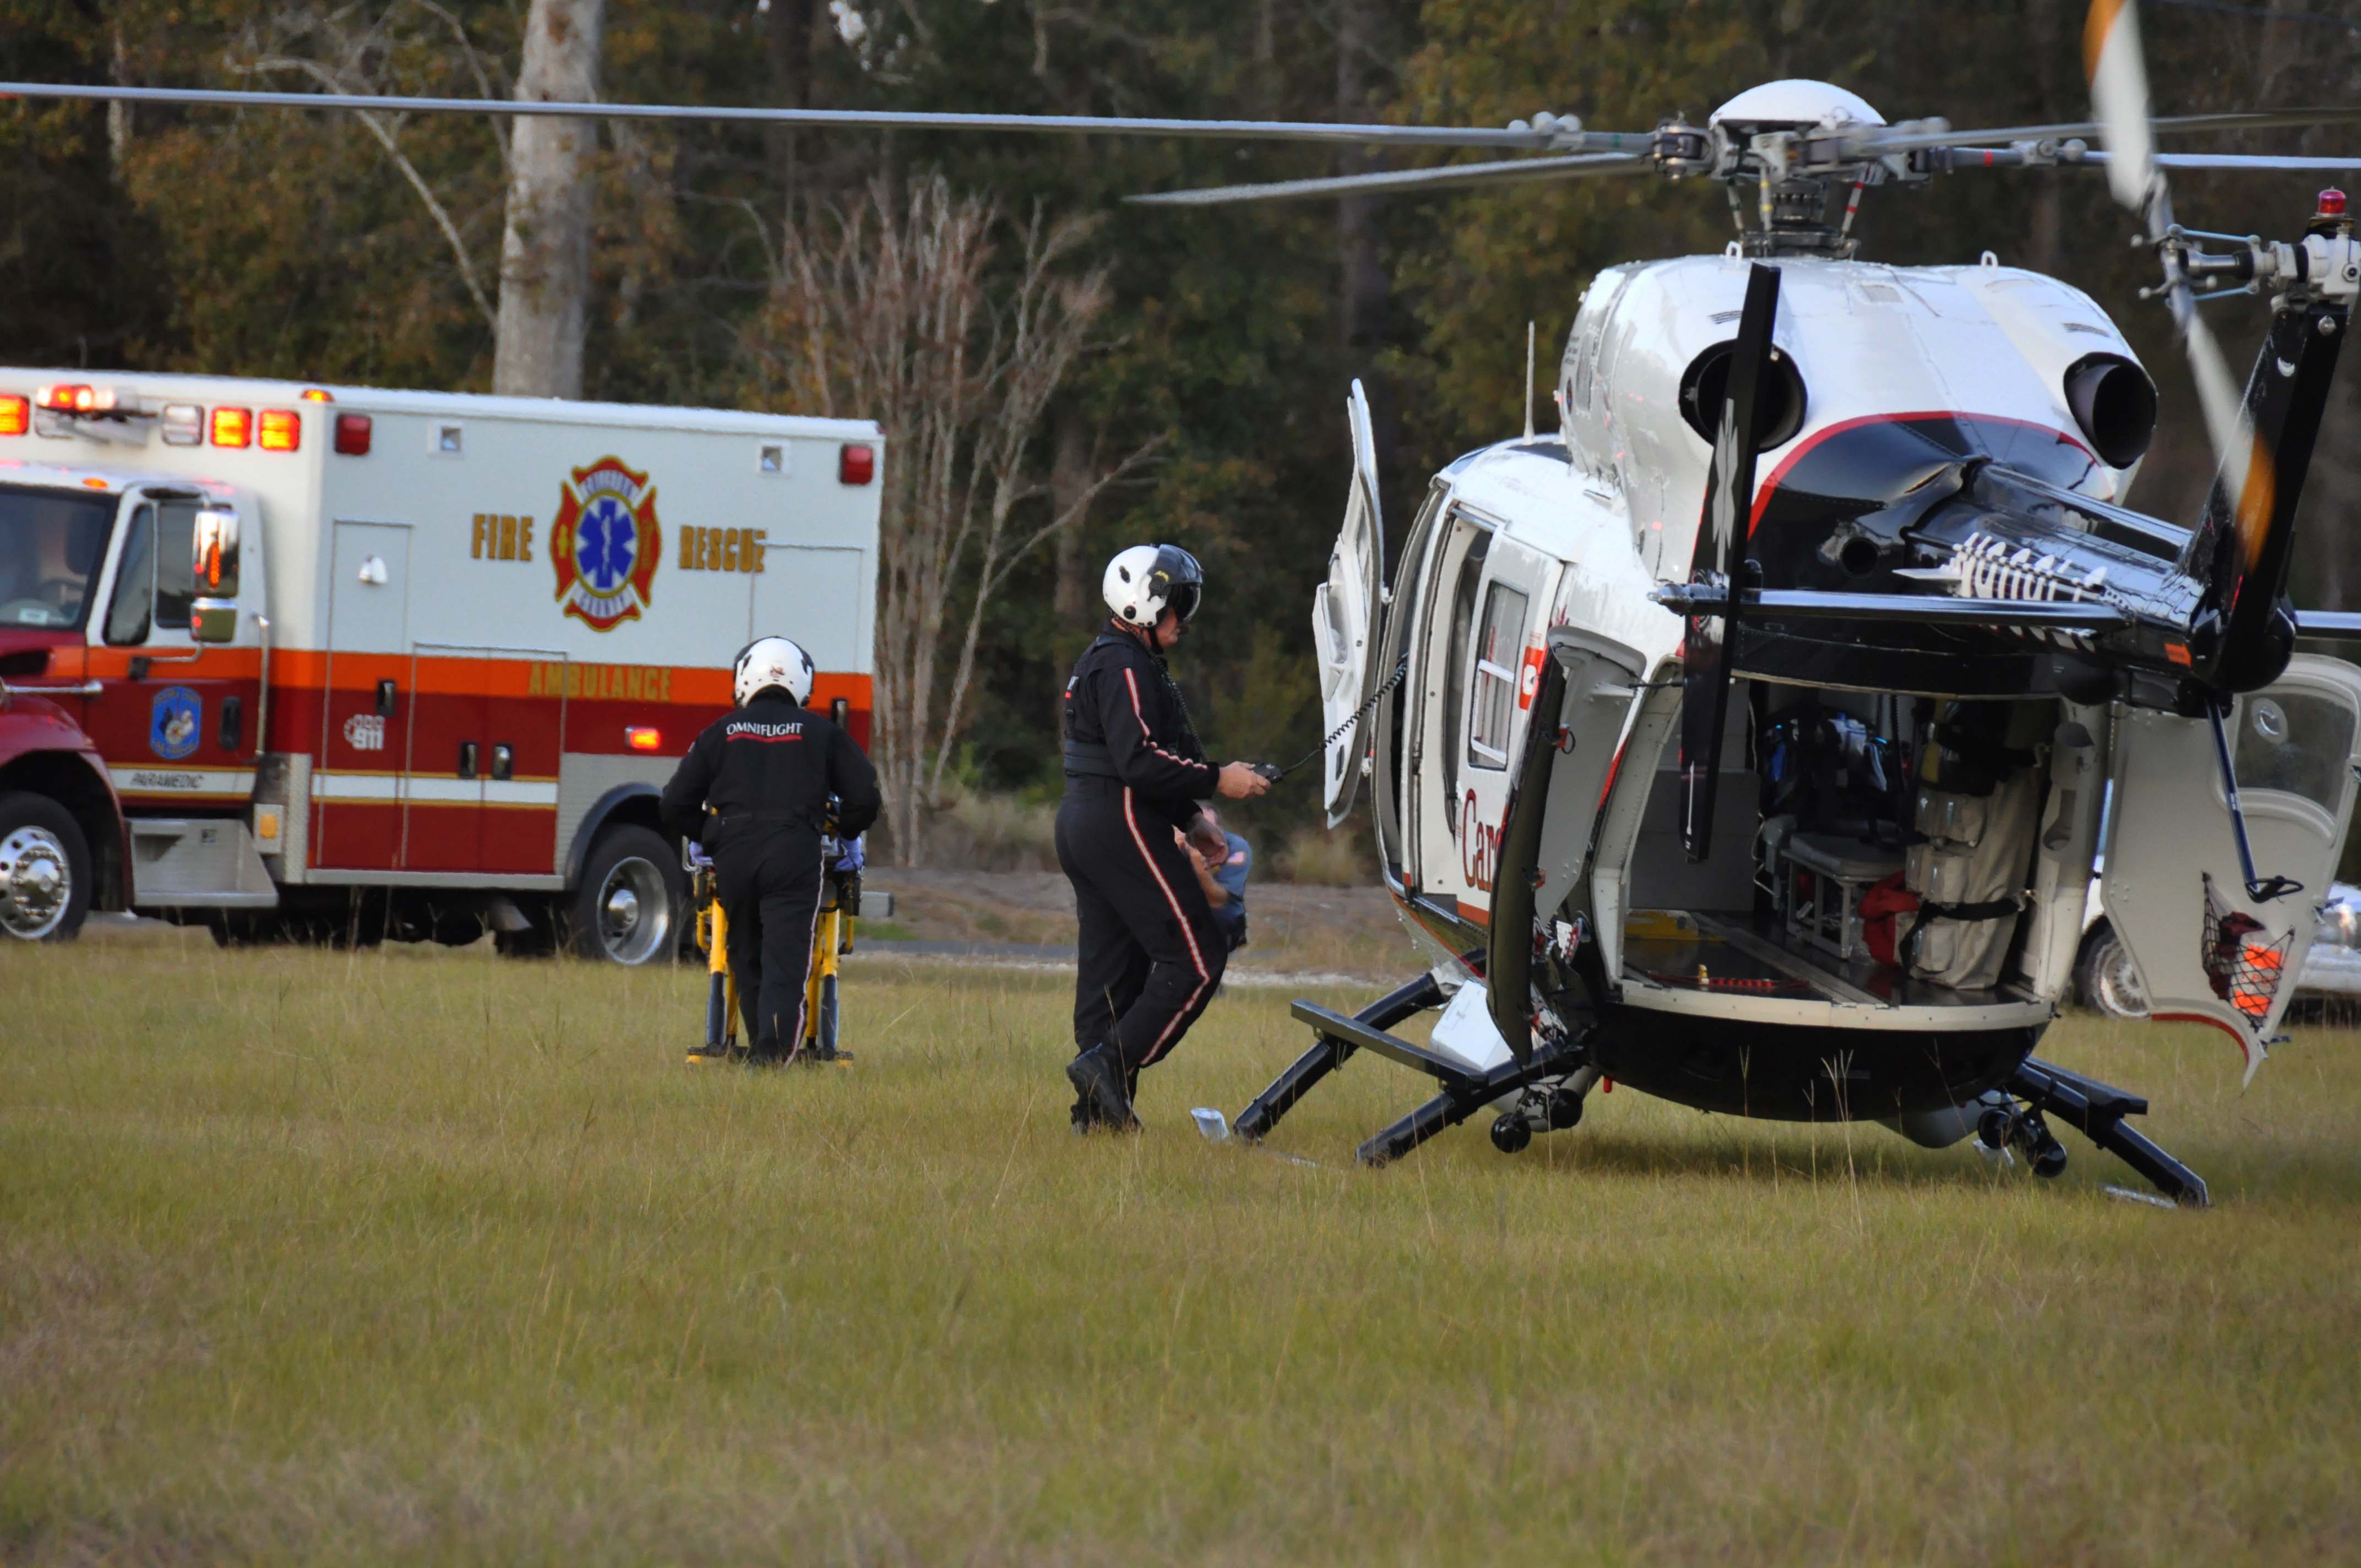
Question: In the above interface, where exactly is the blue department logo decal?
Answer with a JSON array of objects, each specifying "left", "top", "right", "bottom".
[
  {"left": 550, "top": 456, "right": 662, "bottom": 631},
  {"left": 149, "top": 685, "right": 201, "bottom": 760}
]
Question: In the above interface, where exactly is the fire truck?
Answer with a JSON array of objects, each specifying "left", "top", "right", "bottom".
[{"left": 0, "top": 372, "right": 882, "bottom": 962}]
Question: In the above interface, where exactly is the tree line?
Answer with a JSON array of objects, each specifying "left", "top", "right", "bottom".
[{"left": 7, "top": 0, "right": 2360, "bottom": 862}]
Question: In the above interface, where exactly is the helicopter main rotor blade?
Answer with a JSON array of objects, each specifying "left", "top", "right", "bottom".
[
  {"left": 1859, "top": 105, "right": 2361, "bottom": 156},
  {"left": 1125, "top": 153, "right": 1651, "bottom": 206},
  {"left": 1679, "top": 264, "right": 1783, "bottom": 865},
  {"left": 2083, "top": 0, "right": 2272, "bottom": 587},
  {"left": 0, "top": 79, "right": 1559, "bottom": 149},
  {"left": 2119, "top": 151, "right": 2361, "bottom": 171}
]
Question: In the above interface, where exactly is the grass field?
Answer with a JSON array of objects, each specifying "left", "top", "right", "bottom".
[{"left": 5, "top": 934, "right": 2360, "bottom": 1565}]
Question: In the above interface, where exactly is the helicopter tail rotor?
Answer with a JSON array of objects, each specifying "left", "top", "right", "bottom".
[
  {"left": 2085, "top": 0, "right": 2294, "bottom": 690},
  {"left": 1678, "top": 263, "right": 1782, "bottom": 863}
]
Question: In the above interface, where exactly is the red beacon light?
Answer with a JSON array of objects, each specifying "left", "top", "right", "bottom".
[
  {"left": 2319, "top": 187, "right": 2347, "bottom": 220},
  {"left": 333, "top": 412, "right": 373, "bottom": 456},
  {"left": 839, "top": 443, "right": 875, "bottom": 486}
]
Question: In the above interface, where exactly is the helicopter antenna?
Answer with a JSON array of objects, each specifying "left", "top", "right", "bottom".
[{"left": 1522, "top": 322, "right": 1536, "bottom": 440}]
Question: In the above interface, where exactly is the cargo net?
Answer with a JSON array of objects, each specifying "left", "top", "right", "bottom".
[{"left": 2200, "top": 873, "right": 2293, "bottom": 1027}]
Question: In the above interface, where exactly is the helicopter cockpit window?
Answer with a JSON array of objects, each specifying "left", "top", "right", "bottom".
[
  {"left": 1467, "top": 581, "right": 1529, "bottom": 771},
  {"left": 2234, "top": 692, "right": 2355, "bottom": 814}
]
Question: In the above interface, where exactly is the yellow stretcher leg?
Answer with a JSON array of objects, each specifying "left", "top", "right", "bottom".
[
  {"left": 803, "top": 890, "right": 852, "bottom": 1065},
  {"left": 688, "top": 873, "right": 737, "bottom": 1065},
  {"left": 693, "top": 863, "right": 855, "bottom": 1067}
]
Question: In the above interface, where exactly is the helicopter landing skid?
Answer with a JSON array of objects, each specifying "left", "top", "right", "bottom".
[
  {"left": 1237, "top": 989, "right": 1592, "bottom": 1167},
  {"left": 1232, "top": 973, "right": 1445, "bottom": 1143},
  {"left": 1992, "top": 1058, "right": 2211, "bottom": 1208}
]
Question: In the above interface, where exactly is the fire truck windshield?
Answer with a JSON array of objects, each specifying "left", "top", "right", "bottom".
[{"left": 0, "top": 484, "right": 116, "bottom": 632}]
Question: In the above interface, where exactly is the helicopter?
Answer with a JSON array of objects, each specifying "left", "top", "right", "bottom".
[{"left": 11, "top": 0, "right": 2361, "bottom": 1204}]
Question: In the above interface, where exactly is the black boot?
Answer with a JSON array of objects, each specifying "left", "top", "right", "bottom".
[{"left": 1065, "top": 1043, "right": 1140, "bottom": 1132}]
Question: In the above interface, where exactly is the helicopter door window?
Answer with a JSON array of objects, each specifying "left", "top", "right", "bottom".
[
  {"left": 1467, "top": 581, "right": 1529, "bottom": 770},
  {"left": 2233, "top": 692, "right": 2354, "bottom": 813},
  {"left": 1437, "top": 522, "right": 1492, "bottom": 819}
]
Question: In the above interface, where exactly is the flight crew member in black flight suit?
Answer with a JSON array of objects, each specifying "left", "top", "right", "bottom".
[
  {"left": 662, "top": 635, "right": 882, "bottom": 1063},
  {"left": 1059, "top": 544, "right": 1271, "bottom": 1130}
]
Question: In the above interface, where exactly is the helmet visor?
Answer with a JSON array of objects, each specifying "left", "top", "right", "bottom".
[{"left": 1167, "top": 580, "right": 1202, "bottom": 623}]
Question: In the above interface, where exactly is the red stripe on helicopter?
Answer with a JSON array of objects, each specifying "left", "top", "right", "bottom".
[{"left": 1746, "top": 411, "right": 2098, "bottom": 537}]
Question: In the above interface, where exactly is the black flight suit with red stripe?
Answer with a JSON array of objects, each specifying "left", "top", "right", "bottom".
[
  {"left": 1057, "top": 624, "right": 1229, "bottom": 1086},
  {"left": 661, "top": 694, "right": 881, "bottom": 1058}
]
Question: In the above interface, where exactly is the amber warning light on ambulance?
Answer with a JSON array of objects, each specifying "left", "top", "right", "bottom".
[
  {"left": 258, "top": 409, "right": 301, "bottom": 452},
  {"left": 625, "top": 727, "right": 663, "bottom": 752},
  {"left": 0, "top": 395, "right": 26, "bottom": 435},
  {"left": 210, "top": 406, "right": 252, "bottom": 448}
]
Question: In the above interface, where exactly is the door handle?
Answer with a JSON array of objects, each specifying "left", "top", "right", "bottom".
[
  {"left": 491, "top": 743, "right": 514, "bottom": 782},
  {"left": 219, "top": 695, "right": 242, "bottom": 752},
  {"left": 458, "top": 741, "right": 478, "bottom": 780},
  {"left": 376, "top": 678, "right": 397, "bottom": 717}
]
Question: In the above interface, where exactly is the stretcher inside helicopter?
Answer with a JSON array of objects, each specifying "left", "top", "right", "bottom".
[{"left": 1254, "top": 239, "right": 2361, "bottom": 1199}]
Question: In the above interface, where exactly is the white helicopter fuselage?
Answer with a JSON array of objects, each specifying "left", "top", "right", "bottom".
[
  {"left": 1559, "top": 253, "right": 2144, "bottom": 580},
  {"left": 1313, "top": 251, "right": 2361, "bottom": 1117}
]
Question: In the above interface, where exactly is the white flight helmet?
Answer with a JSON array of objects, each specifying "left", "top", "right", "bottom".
[
  {"left": 1102, "top": 543, "right": 1205, "bottom": 629},
  {"left": 732, "top": 635, "right": 816, "bottom": 707}
]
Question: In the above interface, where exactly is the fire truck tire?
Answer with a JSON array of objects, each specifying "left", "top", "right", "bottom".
[
  {"left": 569, "top": 826, "right": 685, "bottom": 965},
  {"left": 0, "top": 792, "right": 93, "bottom": 943}
]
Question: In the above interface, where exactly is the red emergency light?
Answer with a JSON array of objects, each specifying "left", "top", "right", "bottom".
[
  {"left": 0, "top": 396, "right": 26, "bottom": 435},
  {"left": 625, "top": 726, "right": 662, "bottom": 752},
  {"left": 839, "top": 443, "right": 875, "bottom": 486},
  {"left": 258, "top": 409, "right": 301, "bottom": 452},
  {"left": 333, "top": 413, "right": 372, "bottom": 455},
  {"left": 210, "top": 406, "right": 253, "bottom": 448}
]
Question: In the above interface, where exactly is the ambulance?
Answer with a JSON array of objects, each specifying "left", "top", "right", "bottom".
[{"left": 0, "top": 372, "right": 882, "bottom": 961}]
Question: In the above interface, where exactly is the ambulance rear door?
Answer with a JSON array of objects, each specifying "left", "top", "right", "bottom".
[{"left": 2101, "top": 655, "right": 2361, "bottom": 1075}]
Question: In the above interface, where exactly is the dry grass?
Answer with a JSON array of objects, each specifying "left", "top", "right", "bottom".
[
  {"left": 4, "top": 935, "right": 2360, "bottom": 1565},
  {"left": 1274, "top": 825, "right": 1378, "bottom": 888}
]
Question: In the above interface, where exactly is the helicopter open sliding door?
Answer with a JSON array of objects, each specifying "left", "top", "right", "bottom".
[
  {"left": 1407, "top": 518, "right": 1558, "bottom": 927},
  {"left": 2101, "top": 655, "right": 2361, "bottom": 1072},
  {"left": 1314, "top": 379, "right": 1388, "bottom": 828}
]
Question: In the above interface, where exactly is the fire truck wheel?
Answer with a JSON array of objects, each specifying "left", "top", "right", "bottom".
[
  {"left": 0, "top": 792, "right": 92, "bottom": 943},
  {"left": 570, "top": 825, "right": 685, "bottom": 965}
]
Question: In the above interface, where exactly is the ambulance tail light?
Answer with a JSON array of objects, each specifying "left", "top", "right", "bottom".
[
  {"left": 0, "top": 396, "right": 26, "bottom": 435},
  {"left": 625, "top": 726, "right": 662, "bottom": 752},
  {"left": 839, "top": 443, "right": 875, "bottom": 486},
  {"left": 258, "top": 409, "right": 301, "bottom": 452},
  {"left": 333, "top": 413, "right": 373, "bottom": 456},
  {"left": 211, "top": 406, "right": 253, "bottom": 448}
]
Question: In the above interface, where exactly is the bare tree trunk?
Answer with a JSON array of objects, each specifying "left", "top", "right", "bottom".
[
  {"left": 107, "top": 29, "right": 132, "bottom": 172},
  {"left": 495, "top": 0, "right": 603, "bottom": 399},
  {"left": 1051, "top": 405, "right": 1095, "bottom": 622},
  {"left": 766, "top": 0, "right": 818, "bottom": 211},
  {"left": 2022, "top": 0, "right": 2064, "bottom": 275}
]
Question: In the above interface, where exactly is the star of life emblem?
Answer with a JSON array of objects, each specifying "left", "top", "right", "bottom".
[{"left": 550, "top": 456, "right": 662, "bottom": 631}]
